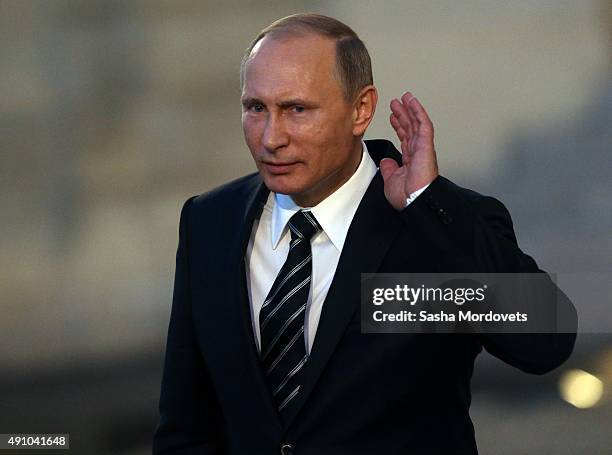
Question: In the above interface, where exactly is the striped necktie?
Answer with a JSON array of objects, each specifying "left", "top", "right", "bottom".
[{"left": 259, "top": 209, "right": 321, "bottom": 419}]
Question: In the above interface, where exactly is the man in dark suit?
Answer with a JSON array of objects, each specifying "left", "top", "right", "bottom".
[{"left": 153, "top": 14, "right": 576, "bottom": 454}]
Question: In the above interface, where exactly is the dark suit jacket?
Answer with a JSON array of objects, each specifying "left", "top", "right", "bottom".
[{"left": 153, "top": 139, "right": 576, "bottom": 455}]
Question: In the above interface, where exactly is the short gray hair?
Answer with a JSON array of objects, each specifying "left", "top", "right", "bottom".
[{"left": 240, "top": 13, "right": 373, "bottom": 102}]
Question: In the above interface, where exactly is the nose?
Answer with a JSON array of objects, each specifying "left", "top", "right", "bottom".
[{"left": 262, "top": 113, "right": 289, "bottom": 151}]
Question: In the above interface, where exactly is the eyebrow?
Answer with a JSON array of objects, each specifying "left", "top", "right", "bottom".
[
  {"left": 241, "top": 97, "right": 260, "bottom": 107},
  {"left": 241, "top": 97, "right": 315, "bottom": 108},
  {"left": 277, "top": 99, "right": 313, "bottom": 108}
]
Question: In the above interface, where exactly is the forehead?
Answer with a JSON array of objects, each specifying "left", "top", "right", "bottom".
[{"left": 242, "top": 34, "right": 341, "bottom": 99}]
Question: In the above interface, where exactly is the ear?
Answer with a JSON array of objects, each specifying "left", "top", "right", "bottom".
[{"left": 352, "top": 85, "right": 378, "bottom": 137}]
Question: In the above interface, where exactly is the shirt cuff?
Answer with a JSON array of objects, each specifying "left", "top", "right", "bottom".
[{"left": 405, "top": 183, "right": 431, "bottom": 207}]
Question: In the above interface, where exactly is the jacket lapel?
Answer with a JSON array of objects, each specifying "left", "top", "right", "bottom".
[{"left": 229, "top": 176, "right": 285, "bottom": 433}]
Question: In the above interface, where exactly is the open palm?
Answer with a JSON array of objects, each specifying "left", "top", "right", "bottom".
[{"left": 379, "top": 92, "right": 439, "bottom": 210}]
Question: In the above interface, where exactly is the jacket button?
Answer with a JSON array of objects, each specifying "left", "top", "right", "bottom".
[
  {"left": 437, "top": 208, "right": 453, "bottom": 224},
  {"left": 281, "top": 443, "right": 294, "bottom": 455}
]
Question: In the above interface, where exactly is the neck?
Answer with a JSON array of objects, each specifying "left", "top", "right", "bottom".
[{"left": 291, "top": 140, "right": 364, "bottom": 207}]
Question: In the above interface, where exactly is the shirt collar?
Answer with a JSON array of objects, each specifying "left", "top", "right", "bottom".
[{"left": 270, "top": 140, "right": 378, "bottom": 251}]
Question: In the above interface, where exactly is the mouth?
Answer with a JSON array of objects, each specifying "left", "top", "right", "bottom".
[{"left": 262, "top": 161, "right": 300, "bottom": 174}]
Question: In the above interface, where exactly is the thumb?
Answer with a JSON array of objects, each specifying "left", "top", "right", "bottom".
[{"left": 379, "top": 158, "right": 399, "bottom": 182}]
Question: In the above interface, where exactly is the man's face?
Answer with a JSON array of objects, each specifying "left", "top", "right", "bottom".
[{"left": 241, "top": 34, "right": 362, "bottom": 207}]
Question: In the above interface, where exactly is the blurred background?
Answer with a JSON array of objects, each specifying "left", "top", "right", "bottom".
[{"left": 1, "top": 0, "right": 610, "bottom": 453}]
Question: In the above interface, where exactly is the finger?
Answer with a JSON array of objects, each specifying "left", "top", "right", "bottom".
[
  {"left": 390, "top": 98, "right": 408, "bottom": 121},
  {"left": 379, "top": 157, "right": 399, "bottom": 182},
  {"left": 408, "top": 96, "right": 434, "bottom": 135},
  {"left": 400, "top": 92, "right": 419, "bottom": 136},
  {"left": 389, "top": 113, "right": 408, "bottom": 142},
  {"left": 400, "top": 91, "right": 417, "bottom": 106},
  {"left": 401, "top": 137, "right": 412, "bottom": 165},
  {"left": 395, "top": 117, "right": 412, "bottom": 157},
  {"left": 390, "top": 99, "right": 413, "bottom": 138},
  {"left": 405, "top": 107, "right": 419, "bottom": 141}
]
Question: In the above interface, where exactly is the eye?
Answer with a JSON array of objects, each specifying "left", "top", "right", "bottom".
[
  {"left": 292, "top": 105, "right": 306, "bottom": 113},
  {"left": 247, "top": 103, "right": 265, "bottom": 113}
]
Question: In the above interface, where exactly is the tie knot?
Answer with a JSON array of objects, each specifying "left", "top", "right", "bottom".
[{"left": 288, "top": 210, "right": 321, "bottom": 241}]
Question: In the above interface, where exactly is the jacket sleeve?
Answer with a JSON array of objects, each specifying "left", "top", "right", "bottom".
[
  {"left": 401, "top": 175, "right": 578, "bottom": 374},
  {"left": 153, "top": 197, "right": 227, "bottom": 454}
]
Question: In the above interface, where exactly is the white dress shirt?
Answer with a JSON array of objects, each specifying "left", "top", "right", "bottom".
[{"left": 245, "top": 141, "right": 428, "bottom": 354}]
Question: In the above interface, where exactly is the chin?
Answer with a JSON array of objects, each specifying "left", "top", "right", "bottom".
[{"left": 262, "top": 174, "right": 307, "bottom": 198}]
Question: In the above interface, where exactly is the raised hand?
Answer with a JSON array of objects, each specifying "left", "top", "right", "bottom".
[{"left": 379, "top": 92, "right": 439, "bottom": 210}]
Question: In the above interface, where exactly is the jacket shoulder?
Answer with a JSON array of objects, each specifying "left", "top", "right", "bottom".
[{"left": 190, "top": 172, "right": 262, "bottom": 212}]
